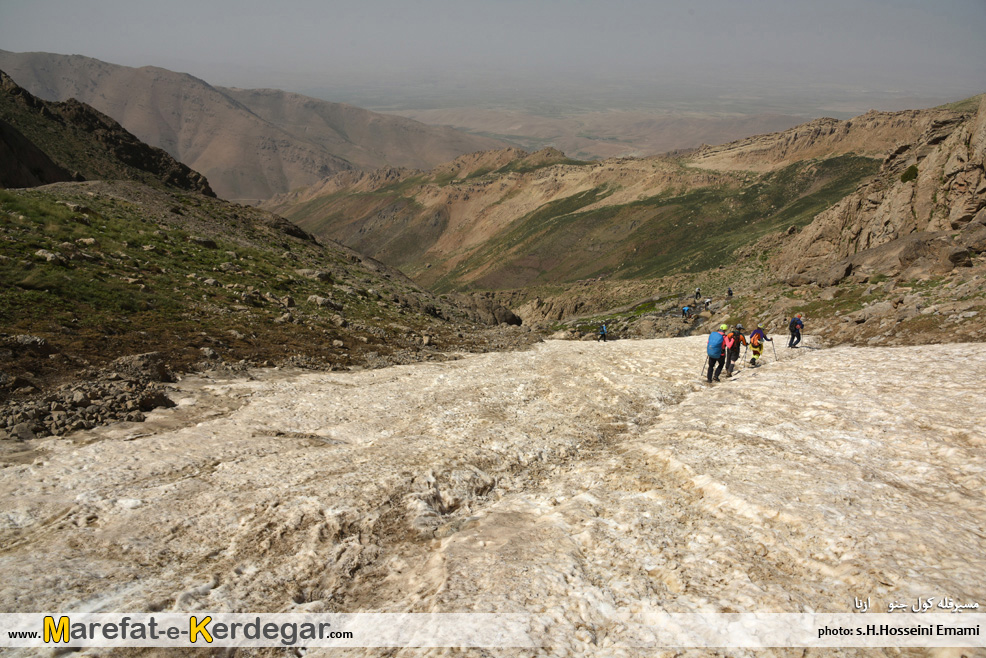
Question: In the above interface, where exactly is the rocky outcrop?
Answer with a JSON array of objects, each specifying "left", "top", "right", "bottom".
[
  {"left": 0, "top": 69, "right": 214, "bottom": 196},
  {"left": 689, "top": 107, "right": 965, "bottom": 172},
  {"left": 447, "top": 293, "right": 522, "bottom": 326},
  {"left": 776, "top": 96, "right": 986, "bottom": 285}
]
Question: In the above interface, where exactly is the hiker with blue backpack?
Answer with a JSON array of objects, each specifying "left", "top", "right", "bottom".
[
  {"left": 597, "top": 323, "right": 608, "bottom": 342},
  {"left": 706, "top": 324, "right": 728, "bottom": 383},
  {"left": 788, "top": 313, "right": 804, "bottom": 348}
]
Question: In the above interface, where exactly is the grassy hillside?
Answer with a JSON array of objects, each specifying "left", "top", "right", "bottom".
[
  {"left": 284, "top": 149, "right": 878, "bottom": 293},
  {"left": 0, "top": 181, "right": 483, "bottom": 399},
  {"left": 434, "top": 155, "right": 878, "bottom": 291}
]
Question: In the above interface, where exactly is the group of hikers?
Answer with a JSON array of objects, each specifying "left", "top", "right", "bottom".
[
  {"left": 683, "top": 286, "right": 732, "bottom": 319},
  {"left": 705, "top": 314, "right": 805, "bottom": 383}
]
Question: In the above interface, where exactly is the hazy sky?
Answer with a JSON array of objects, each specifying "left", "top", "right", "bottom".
[{"left": 1, "top": 0, "right": 984, "bottom": 113}]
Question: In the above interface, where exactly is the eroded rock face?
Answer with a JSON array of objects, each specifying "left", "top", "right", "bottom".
[
  {"left": 448, "top": 292, "right": 522, "bottom": 326},
  {"left": 775, "top": 97, "right": 986, "bottom": 285}
]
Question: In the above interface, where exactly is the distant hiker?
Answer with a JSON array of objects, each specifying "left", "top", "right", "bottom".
[
  {"left": 788, "top": 313, "right": 804, "bottom": 348},
  {"left": 706, "top": 324, "right": 728, "bottom": 383},
  {"left": 704, "top": 298, "right": 711, "bottom": 311},
  {"left": 727, "top": 287, "right": 733, "bottom": 298},
  {"left": 748, "top": 323, "right": 772, "bottom": 366},
  {"left": 682, "top": 305, "right": 691, "bottom": 318},
  {"left": 724, "top": 324, "right": 748, "bottom": 377},
  {"left": 598, "top": 324, "right": 608, "bottom": 342},
  {"left": 695, "top": 287, "right": 701, "bottom": 301}
]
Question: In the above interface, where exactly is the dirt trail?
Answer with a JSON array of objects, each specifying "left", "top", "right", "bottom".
[{"left": 1, "top": 337, "right": 983, "bottom": 656}]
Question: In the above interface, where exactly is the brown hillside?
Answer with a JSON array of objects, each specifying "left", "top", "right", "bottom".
[
  {"left": 221, "top": 88, "right": 507, "bottom": 172},
  {"left": 268, "top": 102, "right": 973, "bottom": 294},
  {"left": 266, "top": 146, "right": 875, "bottom": 292},
  {"left": 0, "top": 50, "right": 509, "bottom": 201},
  {"left": 391, "top": 107, "right": 808, "bottom": 160}
]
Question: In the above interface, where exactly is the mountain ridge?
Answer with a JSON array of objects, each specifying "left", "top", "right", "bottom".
[
  {"left": 0, "top": 50, "right": 510, "bottom": 201},
  {"left": 0, "top": 69, "right": 214, "bottom": 195}
]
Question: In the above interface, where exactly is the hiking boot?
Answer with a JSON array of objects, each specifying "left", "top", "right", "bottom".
[
  {"left": 750, "top": 358, "right": 756, "bottom": 365},
  {"left": 713, "top": 377, "right": 721, "bottom": 382}
]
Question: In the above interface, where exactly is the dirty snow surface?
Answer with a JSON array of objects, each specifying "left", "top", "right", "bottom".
[{"left": 2, "top": 336, "right": 984, "bottom": 655}]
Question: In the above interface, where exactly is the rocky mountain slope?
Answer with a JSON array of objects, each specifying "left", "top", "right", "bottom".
[
  {"left": 266, "top": 141, "right": 882, "bottom": 292},
  {"left": 0, "top": 70, "right": 213, "bottom": 195},
  {"left": 0, "top": 50, "right": 508, "bottom": 201},
  {"left": 0, "top": 179, "right": 541, "bottom": 438},
  {"left": 495, "top": 96, "right": 986, "bottom": 350},
  {"left": 265, "top": 96, "right": 985, "bottom": 350},
  {"left": 776, "top": 96, "right": 986, "bottom": 286}
]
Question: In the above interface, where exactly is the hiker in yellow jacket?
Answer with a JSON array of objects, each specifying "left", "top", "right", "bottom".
[{"left": 748, "top": 323, "right": 773, "bottom": 366}]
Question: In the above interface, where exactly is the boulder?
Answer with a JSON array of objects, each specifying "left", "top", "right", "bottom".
[
  {"left": 35, "top": 249, "right": 65, "bottom": 265},
  {"left": 9, "top": 334, "right": 56, "bottom": 355},
  {"left": 10, "top": 422, "right": 36, "bottom": 441},
  {"left": 307, "top": 295, "right": 341, "bottom": 310},
  {"left": 947, "top": 246, "right": 973, "bottom": 267},
  {"left": 110, "top": 352, "right": 172, "bottom": 382},
  {"left": 492, "top": 306, "right": 522, "bottom": 326},
  {"left": 295, "top": 269, "right": 333, "bottom": 282},
  {"left": 847, "top": 301, "right": 896, "bottom": 324},
  {"left": 959, "top": 223, "right": 986, "bottom": 253},
  {"left": 189, "top": 236, "right": 218, "bottom": 249},
  {"left": 138, "top": 390, "right": 176, "bottom": 412}
]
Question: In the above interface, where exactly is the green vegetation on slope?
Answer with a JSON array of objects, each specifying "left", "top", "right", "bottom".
[
  {"left": 936, "top": 94, "right": 984, "bottom": 114},
  {"left": 0, "top": 183, "right": 465, "bottom": 385},
  {"left": 432, "top": 154, "right": 879, "bottom": 291}
]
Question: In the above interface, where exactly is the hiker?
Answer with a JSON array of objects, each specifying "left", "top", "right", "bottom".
[
  {"left": 704, "top": 298, "right": 711, "bottom": 311},
  {"left": 695, "top": 287, "right": 701, "bottom": 301},
  {"left": 727, "top": 287, "right": 733, "bottom": 298},
  {"left": 706, "top": 324, "right": 728, "bottom": 383},
  {"left": 597, "top": 323, "right": 608, "bottom": 342},
  {"left": 724, "top": 324, "right": 748, "bottom": 377},
  {"left": 748, "top": 323, "right": 772, "bottom": 366},
  {"left": 788, "top": 313, "right": 804, "bottom": 348},
  {"left": 682, "top": 305, "right": 691, "bottom": 318}
]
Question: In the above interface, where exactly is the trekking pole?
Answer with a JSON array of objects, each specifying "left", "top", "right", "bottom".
[
  {"left": 700, "top": 355, "right": 708, "bottom": 377},
  {"left": 771, "top": 340, "right": 777, "bottom": 361}
]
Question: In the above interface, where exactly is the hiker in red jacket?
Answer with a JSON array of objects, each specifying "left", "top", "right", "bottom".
[{"left": 724, "top": 324, "right": 748, "bottom": 378}]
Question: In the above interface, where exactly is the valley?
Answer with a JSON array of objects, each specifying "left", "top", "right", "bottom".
[{"left": 1, "top": 41, "right": 985, "bottom": 654}]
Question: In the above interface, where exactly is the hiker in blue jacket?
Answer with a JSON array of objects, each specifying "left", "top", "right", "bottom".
[
  {"left": 597, "top": 324, "right": 608, "bottom": 342},
  {"left": 788, "top": 313, "right": 804, "bottom": 348},
  {"left": 706, "top": 324, "right": 728, "bottom": 383}
]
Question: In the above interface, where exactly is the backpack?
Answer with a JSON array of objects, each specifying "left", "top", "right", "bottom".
[
  {"left": 751, "top": 332, "right": 761, "bottom": 347},
  {"left": 789, "top": 317, "right": 798, "bottom": 330},
  {"left": 707, "top": 331, "right": 725, "bottom": 357}
]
